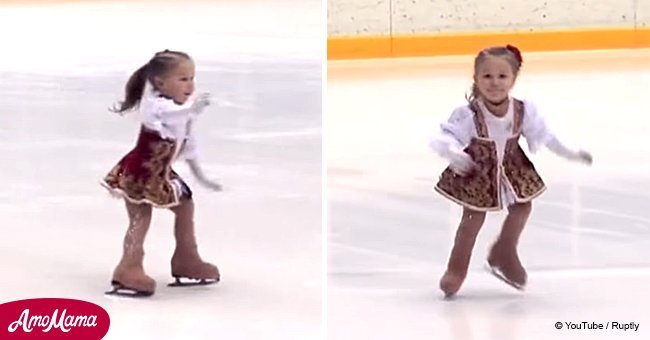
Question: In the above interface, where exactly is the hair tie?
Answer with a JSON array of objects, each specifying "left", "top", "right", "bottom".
[{"left": 506, "top": 44, "right": 523, "bottom": 66}]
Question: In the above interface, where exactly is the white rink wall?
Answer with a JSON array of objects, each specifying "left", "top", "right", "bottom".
[{"left": 328, "top": 0, "right": 650, "bottom": 36}]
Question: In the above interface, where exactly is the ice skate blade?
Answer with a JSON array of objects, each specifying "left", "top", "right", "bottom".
[
  {"left": 167, "top": 276, "right": 219, "bottom": 287},
  {"left": 105, "top": 280, "right": 154, "bottom": 298},
  {"left": 485, "top": 263, "right": 525, "bottom": 291}
]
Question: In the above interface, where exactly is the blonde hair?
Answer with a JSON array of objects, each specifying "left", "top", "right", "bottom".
[{"left": 466, "top": 45, "right": 523, "bottom": 104}]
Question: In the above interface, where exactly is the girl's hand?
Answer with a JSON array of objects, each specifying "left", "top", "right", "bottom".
[
  {"left": 449, "top": 152, "right": 477, "bottom": 176},
  {"left": 577, "top": 150, "right": 593, "bottom": 166},
  {"left": 186, "top": 159, "right": 222, "bottom": 191},
  {"left": 191, "top": 93, "right": 211, "bottom": 114}
]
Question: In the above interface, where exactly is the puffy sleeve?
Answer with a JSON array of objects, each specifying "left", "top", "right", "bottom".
[
  {"left": 429, "top": 106, "right": 475, "bottom": 160},
  {"left": 138, "top": 86, "right": 191, "bottom": 140},
  {"left": 521, "top": 100, "right": 554, "bottom": 153},
  {"left": 522, "top": 100, "right": 584, "bottom": 160},
  {"left": 139, "top": 97, "right": 165, "bottom": 135}
]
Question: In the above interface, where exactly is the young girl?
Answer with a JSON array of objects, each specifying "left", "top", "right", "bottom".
[
  {"left": 430, "top": 45, "right": 592, "bottom": 298},
  {"left": 102, "top": 50, "right": 222, "bottom": 297}
]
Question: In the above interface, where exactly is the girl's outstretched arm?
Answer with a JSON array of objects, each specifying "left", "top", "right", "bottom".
[
  {"left": 181, "top": 120, "right": 222, "bottom": 191},
  {"left": 156, "top": 93, "right": 211, "bottom": 120},
  {"left": 186, "top": 159, "right": 223, "bottom": 191},
  {"left": 545, "top": 137, "right": 593, "bottom": 165},
  {"left": 521, "top": 101, "right": 592, "bottom": 165}
]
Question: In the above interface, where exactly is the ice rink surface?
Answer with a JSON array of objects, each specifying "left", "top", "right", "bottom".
[
  {"left": 0, "top": 1, "right": 322, "bottom": 339},
  {"left": 328, "top": 49, "right": 650, "bottom": 339}
]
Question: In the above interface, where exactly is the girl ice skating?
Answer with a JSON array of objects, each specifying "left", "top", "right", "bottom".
[
  {"left": 430, "top": 45, "right": 592, "bottom": 297},
  {"left": 102, "top": 50, "right": 222, "bottom": 297}
]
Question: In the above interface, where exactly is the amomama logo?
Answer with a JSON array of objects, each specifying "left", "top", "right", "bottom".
[{"left": 0, "top": 298, "right": 110, "bottom": 339}]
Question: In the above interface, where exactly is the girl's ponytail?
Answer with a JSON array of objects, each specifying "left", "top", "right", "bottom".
[{"left": 111, "top": 63, "right": 149, "bottom": 114}]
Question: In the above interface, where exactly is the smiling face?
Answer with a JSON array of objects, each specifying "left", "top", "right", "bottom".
[
  {"left": 154, "top": 58, "right": 196, "bottom": 104},
  {"left": 474, "top": 55, "right": 516, "bottom": 104}
]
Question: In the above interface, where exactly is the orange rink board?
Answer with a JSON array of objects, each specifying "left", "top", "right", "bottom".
[
  {"left": 328, "top": 48, "right": 650, "bottom": 80},
  {"left": 328, "top": 28, "right": 650, "bottom": 60}
]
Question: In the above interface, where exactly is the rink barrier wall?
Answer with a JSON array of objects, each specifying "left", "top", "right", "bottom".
[{"left": 327, "top": 27, "right": 650, "bottom": 60}]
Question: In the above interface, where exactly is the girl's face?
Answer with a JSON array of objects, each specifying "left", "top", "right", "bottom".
[
  {"left": 155, "top": 59, "right": 196, "bottom": 104},
  {"left": 474, "top": 56, "right": 516, "bottom": 104}
]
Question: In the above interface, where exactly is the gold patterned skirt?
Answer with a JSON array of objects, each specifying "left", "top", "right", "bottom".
[
  {"left": 435, "top": 137, "right": 546, "bottom": 211},
  {"left": 101, "top": 126, "right": 191, "bottom": 208}
]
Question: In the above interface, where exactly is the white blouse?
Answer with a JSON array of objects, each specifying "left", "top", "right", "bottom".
[
  {"left": 138, "top": 83, "right": 199, "bottom": 161},
  {"left": 430, "top": 98, "right": 580, "bottom": 206},
  {"left": 430, "top": 98, "right": 578, "bottom": 161}
]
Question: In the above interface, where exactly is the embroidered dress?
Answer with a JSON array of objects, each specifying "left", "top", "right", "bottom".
[
  {"left": 102, "top": 85, "right": 199, "bottom": 208},
  {"left": 432, "top": 98, "right": 553, "bottom": 211}
]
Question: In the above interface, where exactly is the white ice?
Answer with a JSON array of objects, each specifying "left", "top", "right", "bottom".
[
  {"left": 0, "top": 1, "right": 322, "bottom": 339},
  {"left": 327, "top": 50, "right": 650, "bottom": 340}
]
